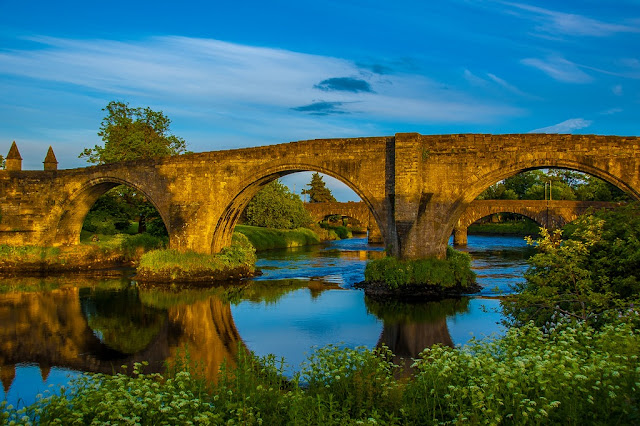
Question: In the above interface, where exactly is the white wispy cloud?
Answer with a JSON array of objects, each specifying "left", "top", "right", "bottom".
[
  {"left": 612, "top": 85, "right": 623, "bottom": 96},
  {"left": 600, "top": 108, "right": 623, "bottom": 115},
  {"left": 528, "top": 118, "right": 592, "bottom": 133},
  {"left": 521, "top": 56, "right": 593, "bottom": 83},
  {"left": 501, "top": 1, "right": 640, "bottom": 37},
  {"left": 0, "top": 35, "right": 518, "bottom": 125},
  {"left": 486, "top": 73, "right": 538, "bottom": 98}
]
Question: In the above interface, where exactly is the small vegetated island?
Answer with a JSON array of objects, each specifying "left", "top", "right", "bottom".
[{"left": 357, "top": 246, "right": 480, "bottom": 300}]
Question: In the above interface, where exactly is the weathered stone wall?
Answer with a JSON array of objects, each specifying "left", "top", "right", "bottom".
[{"left": 2, "top": 133, "right": 639, "bottom": 259}]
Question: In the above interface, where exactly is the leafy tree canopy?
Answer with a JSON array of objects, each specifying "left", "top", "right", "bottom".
[
  {"left": 79, "top": 101, "right": 188, "bottom": 165},
  {"left": 478, "top": 170, "right": 630, "bottom": 202},
  {"left": 244, "top": 180, "right": 312, "bottom": 229},
  {"left": 302, "top": 173, "right": 337, "bottom": 203},
  {"left": 79, "top": 101, "right": 187, "bottom": 236},
  {"left": 503, "top": 204, "right": 640, "bottom": 328}
]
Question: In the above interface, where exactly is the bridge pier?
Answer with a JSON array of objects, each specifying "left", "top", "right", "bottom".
[
  {"left": 367, "top": 222, "right": 383, "bottom": 244},
  {"left": 453, "top": 226, "right": 467, "bottom": 246}
]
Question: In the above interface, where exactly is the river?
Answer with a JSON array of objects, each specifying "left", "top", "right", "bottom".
[{"left": 0, "top": 234, "right": 533, "bottom": 408}]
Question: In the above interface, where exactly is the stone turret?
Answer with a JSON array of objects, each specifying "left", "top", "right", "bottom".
[
  {"left": 43, "top": 146, "right": 58, "bottom": 171},
  {"left": 6, "top": 141, "right": 22, "bottom": 171}
]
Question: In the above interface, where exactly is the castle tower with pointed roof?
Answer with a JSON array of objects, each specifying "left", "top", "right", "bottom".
[
  {"left": 6, "top": 141, "right": 22, "bottom": 171},
  {"left": 43, "top": 146, "right": 58, "bottom": 171}
]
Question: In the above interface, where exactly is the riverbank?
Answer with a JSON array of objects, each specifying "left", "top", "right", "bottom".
[
  {"left": 234, "top": 225, "right": 326, "bottom": 251},
  {"left": 468, "top": 220, "right": 540, "bottom": 236},
  {"left": 0, "top": 234, "right": 163, "bottom": 276},
  {"left": 357, "top": 247, "right": 480, "bottom": 300}
]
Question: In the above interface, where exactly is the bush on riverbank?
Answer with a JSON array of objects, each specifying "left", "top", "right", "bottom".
[
  {"left": 360, "top": 247, "right": 478, "bottom": 299},
  {"left": 234, "top": 225, "right": 321, "bottom": 251},
  {"left": 319, "top": 223, "right": 352, "bottom": 239},
  {"left": 504, "top": 204, "right": 640, "bottom": 328},
  {"left": 4, "top": 320, "right": 637, "bottom": 425}
]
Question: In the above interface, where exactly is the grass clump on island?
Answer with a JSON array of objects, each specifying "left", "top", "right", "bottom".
[
  {"left": 234, "top": 225, "right": 322, "bottom": 251},
  {"left": 361, "top": 247, "right": 478, "bottom": 299},
  {"left": 3, "top": 319, "right": 638, "bottom": 425},
  {"left": 135, "top": 233, "right": 257, "bottom": 282}
]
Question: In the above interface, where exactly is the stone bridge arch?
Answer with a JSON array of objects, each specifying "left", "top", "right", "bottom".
[
  {"left": 210, "top": 163, "right": 387, "bottom": 253},
  {"left": 50, "top": 176, "right": 170, "bottom": 246}
]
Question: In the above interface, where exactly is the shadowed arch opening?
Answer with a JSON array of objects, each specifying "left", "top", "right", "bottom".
[
  {"left": 53, "top": 178, "right": 169, "bottom": 246},
  {"left": 211, "top": 165, "right": 385, "bottom": 253}
]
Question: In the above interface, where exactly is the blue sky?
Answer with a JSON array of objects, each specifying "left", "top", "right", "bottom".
[{"left": 1, "top": 0, "right": 638, "bottom": 200}]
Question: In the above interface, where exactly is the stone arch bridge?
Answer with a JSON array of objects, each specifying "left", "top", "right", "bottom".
[
  {"left": 1, "top": 133, "right": 639, "bottom": 259},
  {"left": 452, "top": 199, "right": 622, "bottom": 245},
  {"left": 304, "top": 200, "right": 622, "bottom": 246}
]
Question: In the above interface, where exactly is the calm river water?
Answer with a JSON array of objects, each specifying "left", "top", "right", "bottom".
[{"left": 0, "top": 235, "right": 533, "bottom": 408}]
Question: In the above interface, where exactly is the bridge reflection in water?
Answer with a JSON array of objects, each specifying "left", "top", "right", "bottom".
[
  {"left": 0, "top": 278, "right": 245, "bottom": 399},
  {"left": 0, "top": 277, "right": 494, "bottom": 398}
]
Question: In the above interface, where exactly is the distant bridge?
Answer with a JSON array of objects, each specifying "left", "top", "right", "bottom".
[
  {"left": 304, "top": 200, "right": 622, "bottom": 246},
  {"left": 2, "top": 133, "right": 639, "bottom": 259}
]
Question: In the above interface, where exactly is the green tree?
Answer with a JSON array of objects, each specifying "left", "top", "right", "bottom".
[
  {"left": 503, "top": 204, "right": 640, "bottom": 328},
  {"left": 80, "top": 101, "right": 188, "bottom": 236},
  {"left": 302, "top": 173, "right": 337, "bottom": 203},
  {"left": 245, "top": 180, "right": 313, "bottom": 229},
  {"left": 0, "top": 153, "right": 4, "bottom": 169},
  {"left": 79, "top": 101, "right": 188, "bottom": 164}
]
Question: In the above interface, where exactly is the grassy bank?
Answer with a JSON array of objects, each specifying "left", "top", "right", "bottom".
[
  {"left": 468, "top": 220, "right": 540, "bottom": 236},
  {"left": 360, "top": 247, "right": 479, "bottom": 300},
  {"left": 0, "top": 234, "right": 165, "bottom": 274},
  {"left": 135, "top": 234, "right": 257, "bottom": 283},
  {"left": 234, "top": 225, "right": 322, "bottom": 251},
  {"left": 3, "top": 320, "right": 637, "bottom": 425}
]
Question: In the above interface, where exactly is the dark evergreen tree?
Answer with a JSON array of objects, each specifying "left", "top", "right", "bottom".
[{"left": 302, "top": 173, "right": 337, "bottom": 203}]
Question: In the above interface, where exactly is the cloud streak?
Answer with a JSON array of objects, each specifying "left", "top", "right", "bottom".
[
  {"left": 500, "top": 1, "right": 640, "bottom": 37},
  {"left": 0, "top": 35, "right": 519, "bottom": 125},
  {"left": 528, "top": 118, "right": 592, "bottom": 133},
  {"left": 521, "top": 56, "right": 593, "bottom": 83}
]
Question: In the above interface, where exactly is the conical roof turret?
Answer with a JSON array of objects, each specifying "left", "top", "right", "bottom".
[
  {"left": 6, "top": 141, "right": 22, "bottom": 171},
  {"left": 43, "top": 146, "right": 58, "bottom": 170}
]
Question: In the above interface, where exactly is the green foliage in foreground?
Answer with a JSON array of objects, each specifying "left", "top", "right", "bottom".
[
  {"left": 504, "top": 204, "right": 640, "bottom": 328},
  {"left": 234, "top": 225, "right": 321, "bottom": 251},
  {"left": 364, "top": 247, "right": 476, "bottom": 289},
  {"left": 3, "top": 320, "right": 638, "bottom": 425},
  {"left": 136, "top": 233, "right": 257, "bottom": 281}
]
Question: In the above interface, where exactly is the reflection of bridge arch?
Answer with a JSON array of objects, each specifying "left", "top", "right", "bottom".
[
  {"left": 453, "top": 200, "right": 621, "bottom": 245},
  {"left": 3, "top": 133, "right": 640, "bottom": 259},
  {"left": 0, "top": 284, "right": 244, "bottom": 393}
]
